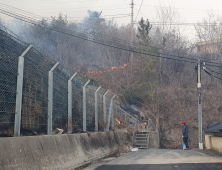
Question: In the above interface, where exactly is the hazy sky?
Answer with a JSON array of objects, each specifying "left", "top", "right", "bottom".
[
  {"left": 2, "top": 0, "right": 222, "bottom": 23},
  {"left": 1, "top": 0, "right": 222, "bottom": 40}
]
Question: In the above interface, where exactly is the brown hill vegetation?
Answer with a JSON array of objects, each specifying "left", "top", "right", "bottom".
[{"left": 4, "top": 7, "right": 222, "bottom": 148}]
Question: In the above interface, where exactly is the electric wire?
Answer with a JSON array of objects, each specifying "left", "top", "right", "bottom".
[
  {"left": 0, "top": 3, "right": 140, "bottom": 47},
  {"left": 0, "top": 8, "right": 199, "bottom": 63},
  {"left": 0, "top": 2, "right": 213, "bottom": 57},
  {"left": 4, "top": 0, "right": 99, "bottom": 3},
  {"left": 3, "top": 4, "right": 222, "bottom": 66},
  {"left": 204, "top": 62, "right": 222, "bottom": 68},
  {"left": 0, "top": 16, "right": 208, "bottom": 65},
  {"left": 205, "top": 66, "right": 222, "bottom": 76},
  {"left": 0, "top": 10, "right": 197, "bottom": 64},
  {"left": 0, "top": 2, "right": 130, "bottom": 13},
  {"left": 0, "top": 6, "right": 138, "bottom": 48},
  {"left": 203, "top": 67, "right": 222, "bottom": 80},
  {"left": 0, "top": 5, "right": 200, "bottom": 62},
  {"left": 134, "top": 0, "right": 143, "bottom": 22},
  {"left": 0, "top": 6, "right": 161, "bottom": 48},
  {"left": 0, "top": 3, "right": 130, "bottom": 20},
  {"left": 139, "top": 4, "right": 222, "bottom": 12}
]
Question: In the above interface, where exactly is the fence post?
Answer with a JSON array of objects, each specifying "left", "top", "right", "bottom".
[
  {"left": 111, "top": 105, "right": 115, "bottom": 129},
  {"left": 107, "top": 95, "right": 116, "bottom": 131},
  {"left": 68, "top": 72, "right": 77, "bottom": 134},
  {"left": 47, "top": 62, "right": 59, "bottom": 135},
  {"left": 83, "top": 80, "right": 90, "bottom": 132},
  {"left": 95, "top": 86, "right": 101, "bottom": 132},
  {"left": 14, "top": 45, "right": 32, "bottom": 137},
  {"left": 103, "top": 90, "right": 109, "bottom": 131}
]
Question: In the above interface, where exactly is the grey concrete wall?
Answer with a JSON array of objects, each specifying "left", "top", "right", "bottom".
[
  {"left": 149, "top": 131, "right": 159, "bottom": 148},
  {"left": 0, "top": 131, "right": 128, "bottom": 170}
]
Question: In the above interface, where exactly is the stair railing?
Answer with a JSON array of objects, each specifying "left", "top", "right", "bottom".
[
  {"left": 132, "top": 120, "right": 138, "bottom": 146},
  {"left": 146, "top": 119, "right": 151, "bottom": 149}
]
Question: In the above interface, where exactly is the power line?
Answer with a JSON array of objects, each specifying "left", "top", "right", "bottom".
[
  {"left": 1, "top": 1, "right": 220, "bottom": 58},
  {"left": 0, "top": 3, "right": 130, "bottom": 20},
  {"left": 204, "top": 62, "right": 222, "bottom": 68},
  {"left": 0, "top": 4, "right": 139, "bottom": 46},
  {"left": 28, "top": 7, "right": 131, "bottom": 13},
  {"left": 0, "top": 8, "right": 198, "bottom": 64},
  {"left": 0, "top": 7, "right": 211, "bottom": 64},
  {"left": 0, "top": 4, "right": 163, "bottom": 50},
  {"left": 0, "top": 6, "right": 209, "bottom": 60},
  {"left": 28, "top": 14, "right": 131, "bottom": 18},
  {"left": 204, "top": 66, "right": 222, "bottom": 76},
  {"left": 134, "top": 0, "right": 143, "bottom": 22},
  {"left": 2, "top": 4, "right": 222, "bottom": 67},
  {"left": 141, "top": 4, "right": 222, "bottom": 12},
  {"left": 2, "top": 0, "right": 99, "bottom": 3},
  {"left": 203, "top": 67, "right": 222, "bottom": 81},
  {"left": 134, "top": 22, "right": 222, "bottom": 26},
  {"left": 14, "top": 4, "right": 130, "bottom": 10}
]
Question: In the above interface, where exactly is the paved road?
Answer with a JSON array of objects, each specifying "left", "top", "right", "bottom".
[
  {"left": 84, "top": 148, "right": 222, "bottom": 170},
  {"left": 96, "top": 163, "right": 222, "bottom": 170}
]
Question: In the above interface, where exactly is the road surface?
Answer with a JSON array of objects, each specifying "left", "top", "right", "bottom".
[{"left": 84, "top": 148, "right": 222, "bottom": 170}]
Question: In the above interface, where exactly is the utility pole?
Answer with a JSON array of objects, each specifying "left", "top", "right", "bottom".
[
  {"left": 197, "top": 59, "right": 203, "bottom": 150},
  {"left": 131, "top": 0, "right": 134, "bottom": 60}
]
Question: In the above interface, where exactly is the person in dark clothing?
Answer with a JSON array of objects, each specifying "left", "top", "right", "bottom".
[{"left": 182, "top": 121, "right": 189, "bottom": 150}]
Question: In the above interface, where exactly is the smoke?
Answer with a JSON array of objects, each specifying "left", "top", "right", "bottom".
[
  {"left": 130, "top": 105, "right": 140, "bottom": 111},
  {"left": 120, "top": 104, "right": 141, "bottom": 118},
  {"left": 79, "top": 10, "right": 105, "bottom": 30},
  {"left": 2, "top": 11, "right": 131, "bottom": 73},
  {"left": 6, "top": 19, "right": 25, "bottom": 36}
]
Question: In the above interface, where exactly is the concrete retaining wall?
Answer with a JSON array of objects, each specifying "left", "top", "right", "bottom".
[
  {"left": 205, "top": 135, "right": 222, "bottom": 153},
  {"left": 0, "top": 131, "right": 129, "bottom": 170},
  {"left": 149, "top": 131, "right": 159, "bottom": 148}
]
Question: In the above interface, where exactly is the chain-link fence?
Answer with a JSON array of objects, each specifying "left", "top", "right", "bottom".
[
  {"left": 21, "top": 48, "right": 54, "bottom": 135},
  {"left": 0, "top": 29, "right": 139, "bottom": 137},
  {"left": 0, "top": 30, "right": 27, "bottom": 136}
]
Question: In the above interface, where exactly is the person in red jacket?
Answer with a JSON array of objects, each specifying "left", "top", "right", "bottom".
[{"left": 182, "top": 121, "right": 190, "bottom": 150}]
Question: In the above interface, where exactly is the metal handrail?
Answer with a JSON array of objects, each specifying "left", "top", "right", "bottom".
[
  {"left": 132, "top": 120, "right": 138, "bottom": 146},
  {"left": 132, "top": 119, "right": 153, "bottom": 149},
  {"left": 147, "top": 119, "right": 150, "bottom": 149},
  {"left": 114, "top": 104, "right": 138, "bottom": 121}
]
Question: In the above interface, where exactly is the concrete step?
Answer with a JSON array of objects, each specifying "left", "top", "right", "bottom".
[
  {"left": 136, "top": 142, "right": 147, "bottom": 144},
  {"left": 136, "top": 140, "right": 147, "bottom": 142},
  {"left": 136, "top": 133, "right": 149, "bottom": 135},
  {"left": 136, "top": 134, "right": 148, "bottom": 136},
  {"left": 136, "top": 143, "right": 147, "bottom": 145},
  {"left": 135, "top": 143, "right": 148, "bottom": 146},
  {"left": 137, "top": 147, "right": 148, "bottom": 149},
  {"left": 136, "top": 137, "right": 147, "bottom": 139}
]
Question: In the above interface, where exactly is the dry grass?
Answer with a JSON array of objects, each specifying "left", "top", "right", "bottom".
[
  {"left": 5, "top": 129, "right": 13, "bottom": 137},
  {"left": 109, "top": 148, "right": 121, "bottom": 157},
  {"left": 87, "top": 131, "right": 91, "bottom": 137},
  {"left": 109, "top": 144, "right": 132, "bottom": 158}
]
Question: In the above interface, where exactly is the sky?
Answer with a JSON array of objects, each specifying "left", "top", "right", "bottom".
[{"left": 1, "top": 0, "right": 222, "bottom": 40}]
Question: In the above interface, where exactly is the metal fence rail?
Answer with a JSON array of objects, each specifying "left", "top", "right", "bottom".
[{"left": 0, "top": 29, "right": 139, "bottom": 137}]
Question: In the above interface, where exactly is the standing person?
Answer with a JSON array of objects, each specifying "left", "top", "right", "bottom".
[{"left": 182, "top": 121, "right": 189, "bottom": 150}]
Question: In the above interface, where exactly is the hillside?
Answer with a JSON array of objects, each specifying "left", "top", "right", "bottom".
[
  {"left": 87, "top": 55, "right": 222, "bottom": 148},
  {"left": 2, "top": 10, "right": 222, "bottom": 148}
]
